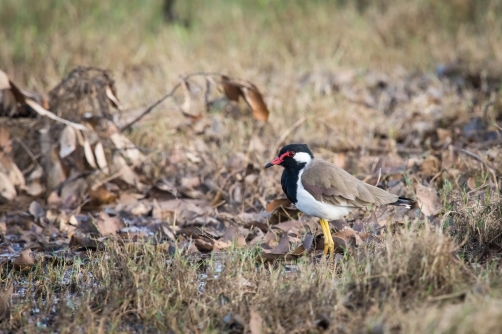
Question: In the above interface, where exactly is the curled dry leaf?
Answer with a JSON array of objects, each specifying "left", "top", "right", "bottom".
[
  {"left": 59, "top": 125, "right": 77, "bottom": 158},
  {"left": 105, "top": 85, "right": 122, "bottom": 110},
  {"left": 266, "top": 198, "right": 292, "bottom": 213},
  {"left": 69, "top": 234, "right": 102, "bottom": 251},
  {"left": 95, "top": 212, "right": 125, "bottom": 236},
  {"left": 0, "top": 172, "right": 16, "bottom": 201},
  {"left": 94, "top": 142, "right": 108, "bottom": 173},
  {"left": 415, "top": 183, "right": 442, "bottom": 217},
  {"left": 12, "top": 249, "right": 35, "bottom": 270},
  {"left": 332, "top": 230, "right": 358, "bottom": 251},
  {"left": 89, "top": 185, "right": 117, "bottom": 206},
  {"left": 267, "top": 233, "right": 290, "bottom": 254},
  {"left": 83, "top": 134, "right": 97, "bottom": 169},
  {"left": 221, "top": 75, "right": 243, "bottom": 101},
  {"left": 291, "top": 233, "right": 314, "bottom": 256},
  {"left": 242, "top": 84, "right": 269, "bottom": 122},
  {"left": 28, "top": 201, "right": 45, "bottom": 221},
  {"left": 0, "top": 154, "right": 25, "bottom": 189},
  {"left": 0, "top": 285, "right": 12, "bottom": 322},
  {"left": 0, "top": 126, "right": 10, "bottom": 153}
]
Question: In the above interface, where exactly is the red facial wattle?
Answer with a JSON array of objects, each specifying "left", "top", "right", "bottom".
[{"left": 265, "top": 151, "right": 296, "bottom": 168}]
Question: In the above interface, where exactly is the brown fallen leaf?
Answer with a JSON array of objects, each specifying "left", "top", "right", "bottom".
[
  {"left": 249, "top": 309, "right": 264, "bottom": 334},
  {"left": 221, "top": 75, "right": 243, "bottom": 101},
  {"left": 222, "top": 224, "right": 247, "bottom": 247},
  {"left": 268, "top": 233, "right": 290, "bottom": 254},
  {"left": 59, "top": 125, "right": 77, "bottom": 159},
  {"left": 291, "top": 233, "right": 314, "bottom": 256},
  {"left": 266, "top": 198, "right": 292, "bottom": 213},
  {"left": 12, "top": 249, "right": 35, "bottom": 271},
  {"left": 89, "top": 185, "right": 117, "bottom": 206},
  {"left": 105, "top": 85, "right": 122, "bottom": 109},
  {"left": 95, "top": 212, "right": 125, "bottom": 236},
  {"left": 242, "top": 84, "right": 269, "bottom": 122},
  {"left": 69, "top": 234, "right": 103, "bottom": 251},
  {"left": 0, "top": 127, "right": 10, "bottom": 153},
  {"left": 332, "top": 230, "right": 358, "bottom": 251},
  {"left": 415, "top": 183, "right": 442, "bottom": 217},
  {"left": 420, "top": 154, "right": 441, "bottom": 177},
  {"left": 194, "top": 236, "right": 214, "bottom": 252},
  {"left": 0, "top": 285, "right": 12, "bottom": 322},
  {"left": 28, "top": 201, "right": 45, "bottom": 221},
  {"left": 0, "top": 172, "right": 16, "bottom": 201},
  {"left": 273, "top": 220, "right": 306, "bottom": 237}
]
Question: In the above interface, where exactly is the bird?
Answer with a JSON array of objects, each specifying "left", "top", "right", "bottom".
[{"left": 265, "top": 143, "right": 414, "bottom": 257}]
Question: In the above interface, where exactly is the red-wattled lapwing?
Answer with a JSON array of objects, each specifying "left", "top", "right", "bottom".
[{"left": 265, "top": 143, "right": 413, "bottom": 257}]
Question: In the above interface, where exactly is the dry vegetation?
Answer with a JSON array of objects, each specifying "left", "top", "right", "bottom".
[{"left": 1, "top": 0, "right": 502, "bottom": 333}]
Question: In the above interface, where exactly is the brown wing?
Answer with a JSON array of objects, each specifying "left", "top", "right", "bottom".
[{"left": 301, "top": 159, "right": 398, "bottom": 208}]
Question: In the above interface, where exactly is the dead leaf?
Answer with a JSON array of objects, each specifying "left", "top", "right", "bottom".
[
  {"left": 249, "top": 309, "right": 264, "bottom": 334},
  {"left": 291, "top": 232, "right": 314, "bottom": 256},
  {"left": 105, "top": 85, "right": 122, "bottom": 109},
  {"left": 242, "top": 84, "right": 269, "bottom": 122},
  {"left": 467, "top": 176, "right": 477, "bottom": 191},
  {"left": 93, "top": 142, "right": 109, "bottom": 174},
  {"left": 83, "top": 135, "right": 97, "bottom": 168},
  {"left": 0, "top": 154, "right": 25, "bottom": 189},
  {"left": 89, "top": 185, "right": 117, "bottom": 206},
  {"left": 415, "top": 184, "right": 442, "bottom": 217},
  {"left": 421, "top": 155, "right": 441, "bottom": 177},
  {"left": 28, "top": 201, "right": 45, "bottom": 221},
  {"left": 332, "top": 230, "right": 358, "bottom": 251},
  {"left": 0, "top": 172, "right": 16, "bottom": 201},
  {"left": 95, "top": 212, "right": 125, "bottom": 236},
  {"left": 69, "top": 234, "right": 102, "bottom": 251},
  {"left": 222, "top": 224, "right": 247, "bottom": 247},
  {"left": 12, "top": 249, "right": 35, "bottom": 270},
  {"left": 194, "top": 236, "right": 214, "bottom": 252},
  {"left": 273, "top": 220, "right": 306, "bottom": 237},
  {"left": 0, "top": 285, "right": 12, "bottom": 321},
  {"left": 221, "top": 75, "right": 243, "bottom": 101},
  {"left": 269, "top": 233, "right": 290, "bottom": 254},
  {"left": 0, "top": 70, "right": 11, "bottom": 90},
  {"left": 266, "top": 198, "right": 292, "bottom": 213},
  {"left": 59, "top": 125, "right": 77, "bottom": 158},
  {"left": 0, "top": 127, "right": 10, "bottom": 153}
]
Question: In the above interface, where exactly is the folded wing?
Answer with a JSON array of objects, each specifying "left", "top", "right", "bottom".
[{"left": 301, "top": 159, "right": 399, "bottom": 208}]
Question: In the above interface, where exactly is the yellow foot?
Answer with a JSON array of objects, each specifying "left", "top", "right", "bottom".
[{"left": 320, "top": 218, "right": 335, "bottom": 258}]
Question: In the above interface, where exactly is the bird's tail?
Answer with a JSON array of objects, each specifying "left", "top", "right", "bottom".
[{"left": 390, "top": 197, "right": 415, "bottom": 209}]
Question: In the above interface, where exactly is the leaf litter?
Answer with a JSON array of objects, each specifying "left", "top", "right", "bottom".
[{"left": 0, "top": 64, "right": 501, "bottom": 332}]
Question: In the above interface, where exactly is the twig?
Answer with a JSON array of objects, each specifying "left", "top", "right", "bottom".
[
  {"left": 13, "top": 137, "right": 42, "bottom": 171},
  {"left": 120, "top": 71, "right": 256, "bottom": 132},
  {"left": 120, "top": 82, "right": 183, "bottom": 132},
  {"left": 270, "top": 116, "right": 307, "bottom": 159},
  {"left": 25, "top": 99, "right": 88, "bottom": 131},
  {"left": 427, "top": 291, "right": 466, "bottom": 302}
]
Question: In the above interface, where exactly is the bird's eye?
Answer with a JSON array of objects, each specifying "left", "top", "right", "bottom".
[{"left": 289, "top": 151, "right": 296, "bottom": 157}]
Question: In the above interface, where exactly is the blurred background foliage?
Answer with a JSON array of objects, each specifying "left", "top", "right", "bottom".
[{"left": 1, "top": 0, "right": 501, "bottom": 88}]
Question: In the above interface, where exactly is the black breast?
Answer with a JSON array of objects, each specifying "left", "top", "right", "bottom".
[{"left": 281, "top": 168, "right": 300, "bottom": 204}]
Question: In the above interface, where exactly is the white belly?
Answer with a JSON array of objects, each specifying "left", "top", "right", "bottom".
[{"left": 295, "top": 169, "right": 353, "bottom": 220}]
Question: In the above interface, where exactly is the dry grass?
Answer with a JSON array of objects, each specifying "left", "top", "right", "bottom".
[{"left": 1, "top": 0, "right": 502, "bottom": 333}]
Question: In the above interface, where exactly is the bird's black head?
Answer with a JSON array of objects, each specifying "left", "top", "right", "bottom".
[{"left": 265, "top": 143, "right": 314, "bottom": 169}]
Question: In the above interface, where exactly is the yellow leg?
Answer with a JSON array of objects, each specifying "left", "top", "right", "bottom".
[
  {"left": 321, "top": 219, "right": 329, "bottom": 256},
  {"left": 320, "top": 218, "right": 335, "bottom": 258}
]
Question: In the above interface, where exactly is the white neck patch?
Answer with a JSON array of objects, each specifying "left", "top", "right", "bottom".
[{"left": 293, "top": 152, "right": 312, "bottom": 165}]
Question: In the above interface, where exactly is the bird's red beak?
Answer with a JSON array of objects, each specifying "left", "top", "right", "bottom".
[
  {"left": 265, "top": 157, "right": 282, "bottom": 168},
  {"left": 265, "top": 152, "right": 291, "bottom": 168}
]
